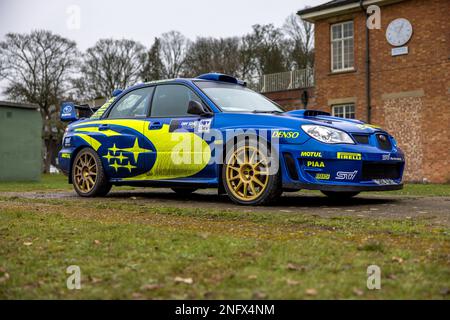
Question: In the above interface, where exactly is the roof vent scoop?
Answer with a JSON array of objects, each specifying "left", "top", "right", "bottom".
[
  {"left": 197, "top": 73, "right": 246, "bottom": 86},
  {"left": 112, "top": 89, "right": 123, "bottom": 97}
]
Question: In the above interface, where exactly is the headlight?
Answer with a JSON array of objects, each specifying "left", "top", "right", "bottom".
[
  {"left": 301, "top": 125, "right": 354, "bottom": 144},
  {"left": 391, "top": 137, "right": 398, "bottom": 148}
]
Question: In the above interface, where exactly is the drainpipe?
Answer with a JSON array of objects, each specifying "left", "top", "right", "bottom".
[{"left": 360, "top": 0, "right": 372, "bottom": 123}]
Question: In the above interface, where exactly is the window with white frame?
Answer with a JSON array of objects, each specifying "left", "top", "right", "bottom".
[
  {"left": 332, "top": 104, "right": 355, "bottom": 119},
  {"left": 331, "top": 21, "right": 354, "bottom": 72}
]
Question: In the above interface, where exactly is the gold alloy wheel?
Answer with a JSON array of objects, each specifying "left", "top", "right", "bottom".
[
  {"left": 225, "top": 145, "right": 270, "bottom": 202},
  {"left": 74, "top": 152, "right": 98, "bottom": 193}
]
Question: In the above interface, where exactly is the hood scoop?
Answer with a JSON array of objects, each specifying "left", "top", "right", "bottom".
[{"left": 285, "top": 109, "right": 331, "bottom": 118}]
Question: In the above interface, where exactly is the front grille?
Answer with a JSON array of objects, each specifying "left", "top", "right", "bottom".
[
  {"left": 376, "top": 134, "right": 392, "bottom": 151},
  {"left": 362, "top": 162, "right": 402, "bottom": 180},
  {"left": 352, "top": 134, "right": 369, "bottom": 144}
]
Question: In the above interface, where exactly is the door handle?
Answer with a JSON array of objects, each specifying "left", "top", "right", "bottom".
[
  {"left": 148, "top": 122, "right": 162, "bottom": 130},
  {"left": 98, "top": 124, "right": 109, "bottom": 131}
]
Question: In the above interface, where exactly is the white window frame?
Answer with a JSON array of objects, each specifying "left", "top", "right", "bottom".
[
  {"left": 330, "top": 21, "right": 354, "bottom": 72},
  {"left": 332, "top": 103, "right": 355, "bottom": 119}
]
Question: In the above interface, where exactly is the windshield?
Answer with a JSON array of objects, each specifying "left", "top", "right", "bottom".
[{"left": 195, "top": 81, "right": 284, "bottom": 113}]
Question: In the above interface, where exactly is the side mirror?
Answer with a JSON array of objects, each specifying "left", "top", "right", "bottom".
[
  {"left": 60, "top": 102, "right": 79, "bottom": 122},
  {"left": 187, "top": 100, "right": 212, "bottom": 117}
]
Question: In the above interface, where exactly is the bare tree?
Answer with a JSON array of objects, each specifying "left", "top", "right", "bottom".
[
  {"left": 283, "top": 13, "right": 314, "bottom": 68},
  {"left": 140, "top": 37, "right": 164, "bottom": 82},
  {"left": 160, "top": 31, "right": 190, "bottom": 78},
  {"left": 74, "top": 38, "right": 145, "bottom": 100},
  {"left": 0, "top": 56, "right": 4, "bottom": 79},
  {"left": 237, "top": 34, "right": 258, "bottom": 85},
  {"left": 183, "top": 37, "right": 241, "bottom": 77},
  {"left": 0, "top": 30, "right": 78, "bottom": 172},
  {"left": 242, "top": 24, "right": 287, "bottom": 79}
]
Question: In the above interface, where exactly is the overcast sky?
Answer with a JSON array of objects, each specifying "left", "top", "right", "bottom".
[
  {"left": 0, "top": 0, "right": 325, "bottom": 50},
  {"left": 0, "top": 0, "right": 326, "bottom": 99}
]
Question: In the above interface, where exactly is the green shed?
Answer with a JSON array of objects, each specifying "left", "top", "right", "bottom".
[{"left": 0, "top": 101, "right": 42, "bottom": 181}]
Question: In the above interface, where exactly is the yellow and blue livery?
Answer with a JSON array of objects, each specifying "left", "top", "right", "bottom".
[{"left": 58, "top": 73, "right": 405, "bottom": 205}]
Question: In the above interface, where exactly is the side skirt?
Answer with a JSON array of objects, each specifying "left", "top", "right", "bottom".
[{"left": 110, "top": 178, "right": 218, "bottom": 189}]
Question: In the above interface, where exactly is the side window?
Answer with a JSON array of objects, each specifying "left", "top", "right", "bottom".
[
  {"left": 151, "top": 84, "right": 203, "bottom": 117},
  {"left": 108, "top": 87, "right": 154, "bottom": 119}
]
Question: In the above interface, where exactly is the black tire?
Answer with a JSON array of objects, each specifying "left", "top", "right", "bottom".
[
  {"left": 72, "top": 148, "right": 111, "bottom": 197},
  {"left": 171, "top": 187, "right": 197, "bottom": 195},
  {"left": 321, "top": 191, "right": 360, "bottom": 199},
  {"left": 222, "top": 138, "right": 282, "bottom": 205}
]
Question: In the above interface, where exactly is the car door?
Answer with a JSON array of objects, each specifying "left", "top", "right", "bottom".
[
  {"left": 142, "top": 84, "right": 213, "bottom": 180},
  {"left": 91, "top": 86, "right": 156, "bottom": 180}
]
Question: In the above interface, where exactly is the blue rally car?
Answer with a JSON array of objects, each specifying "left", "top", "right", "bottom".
[{"left": 58, "top": 73, "right": 405, "bottom": 205}]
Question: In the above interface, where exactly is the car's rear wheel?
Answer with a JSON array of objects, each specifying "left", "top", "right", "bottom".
[
  {"left": 171, "top": 187, "right": 197, "bottom": 195},
  {"left": 321, "top": 191, "right": 360, "bottom": 199},
  {"left": 72, "top": 148, "right": 111, "bottom": 197},
  {"left": 223, "top": 140, "right": 281, "bottom": 205}
]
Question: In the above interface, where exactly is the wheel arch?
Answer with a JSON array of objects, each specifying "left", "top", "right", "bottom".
[
  {"left": 218, "top": 131, "right": 280, "bottom": 195},
  {"left": 219, "top": 133, "right": 282, "bottom": 205}
]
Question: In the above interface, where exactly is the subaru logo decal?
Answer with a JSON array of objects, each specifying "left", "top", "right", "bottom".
[{"left": 63, "top": 105, "right": 72, "bottom": 114}]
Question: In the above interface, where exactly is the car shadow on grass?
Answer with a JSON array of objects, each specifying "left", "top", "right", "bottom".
[{"left": 105, "top": 189, "right": 399, "bottom": 208}]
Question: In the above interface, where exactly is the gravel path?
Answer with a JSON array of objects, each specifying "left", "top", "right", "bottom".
[{"left": 1, "top": 189, "right": 449, "bottom": 226}]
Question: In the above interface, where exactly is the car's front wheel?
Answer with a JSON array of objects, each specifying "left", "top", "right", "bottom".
[
  {"left": 222, "top": 140, "right": 281, "bottom": 205},
  {"left": 72, "top": 148, "right": 111, "bottom": 197}
]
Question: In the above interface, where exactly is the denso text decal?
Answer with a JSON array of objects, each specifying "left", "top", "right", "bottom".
[{"left": 272, "top": 131, "right": 299, "bottom": 139}]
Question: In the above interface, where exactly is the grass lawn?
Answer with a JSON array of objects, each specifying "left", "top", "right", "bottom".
[
  {"left": 377, "top": 183, "right": 450, "bottom": 197},
  {"left": 0, "top": 176, "right": 449, "bottom": 299},
  {"left": 303, "top": 183, "right": 450, "bottom": 197},
  {"left": 0, "top": 174, "right": 135, "bottom": 192},
  {"left": 0, "top": 174, "right": 71, "bottom": 192}
]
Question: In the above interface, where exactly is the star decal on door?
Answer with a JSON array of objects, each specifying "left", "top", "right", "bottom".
[
  {"left": 109, "top": 160, "right": 137, "bottom": 173},
  {"left": 104, "top": 138, "right": 152, "bottom": 172},
  {"left": 119, "top": 138, "right": 152, "bottom": 163}
]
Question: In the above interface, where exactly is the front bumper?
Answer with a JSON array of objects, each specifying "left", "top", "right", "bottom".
[
  {"left": 280, "top": 138, "right": 405, "bottom": 192},
  {"left": 284, "top": 182, "right": 403, "bottom": 192}
]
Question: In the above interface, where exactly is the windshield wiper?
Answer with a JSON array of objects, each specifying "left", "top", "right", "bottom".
[{"left": 252, "top": 110, "right": 284, "bottom": 114}]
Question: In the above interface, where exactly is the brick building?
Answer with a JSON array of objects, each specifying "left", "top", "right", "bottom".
[{"left": 266, "top": 0, "right": 450, "bottom": 183}]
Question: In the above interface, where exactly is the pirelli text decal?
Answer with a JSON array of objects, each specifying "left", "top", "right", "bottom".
[{"left": 336, "top": 152, "right": 362, "bottom": 160}]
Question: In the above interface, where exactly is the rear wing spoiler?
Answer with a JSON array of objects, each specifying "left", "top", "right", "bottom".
[
  {"left": 60, "top": 102, "right": 100, "bottom": 122},
  {"left": 75, "top": 104, "right": 100, "bottom": 111}
]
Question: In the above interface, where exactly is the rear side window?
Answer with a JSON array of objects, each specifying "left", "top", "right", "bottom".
[
  {"left": 108, "top": 87, "right": 154, "bottom": 119},
  {"left": 150, "top": 84, "right": 202, "bottom": 117}
]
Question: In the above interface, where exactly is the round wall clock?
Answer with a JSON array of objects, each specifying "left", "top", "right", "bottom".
[{"left": 386, "top": 18, "right": 413, "bottom": 46}]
